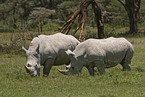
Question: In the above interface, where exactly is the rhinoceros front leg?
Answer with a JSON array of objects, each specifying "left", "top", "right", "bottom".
[
  {"left": 95, "top": 61, "right": 105, "bottom": 75},
  {"left": 86, "top": 66, "right": 94, "bottom": 76},
  {"left": 43, "top": 59, "right": 53, "bottom": 76}
]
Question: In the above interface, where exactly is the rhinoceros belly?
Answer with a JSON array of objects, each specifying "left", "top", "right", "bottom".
[
  {"left": 104, "top": 50, "right": 126, "bottom": 68},
  {"left": 53, "top": 50, "right": 70, "bottom": 66}
]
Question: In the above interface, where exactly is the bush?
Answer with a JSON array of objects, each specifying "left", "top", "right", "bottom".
[{"left": 0, "top": 25, "right": 14, "bottom": 33}]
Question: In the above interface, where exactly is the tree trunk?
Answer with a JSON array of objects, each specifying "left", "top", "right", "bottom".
[
  {"left": 50, "top": 0, "right": 53, "bottom": 8},
  {"left": 92, "top": 1, "right": 105, "bottom": 38},
  {"left": 126, "top": 0, "right": 140, "bottom": 34},
  {"left": 118, "top": 0, "right": 141, "bottom": 34},
  {"left": 128, "top": 11, "right": 138, "bottom": 34}
]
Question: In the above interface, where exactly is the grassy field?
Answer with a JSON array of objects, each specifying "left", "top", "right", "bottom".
[{"left": 0, "top": 31, "right": 145, "bottom": 97}]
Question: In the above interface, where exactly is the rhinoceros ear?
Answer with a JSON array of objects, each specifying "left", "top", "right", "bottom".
[
  {"left": 36, "top": 45, "right": 39, "bottom": 54},
  {"left": 65, "top": 49, "right": 76, "bottom": 57},
  {"left": 22, "top": 46, "right": 28, "bottom": 53}
]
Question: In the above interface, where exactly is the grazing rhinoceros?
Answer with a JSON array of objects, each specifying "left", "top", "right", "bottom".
[
  {"left": 22, "top": 33, "right": 80, "bottom": 76},
  {"left": 58, "top": 37, "right": 134, "bottom": 76}
]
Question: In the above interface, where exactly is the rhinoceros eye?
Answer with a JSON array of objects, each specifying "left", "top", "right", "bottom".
[
  {"left": 72, "top": 67, "right": 74, "bottom": 70},
  {"left": 27, "top": 64, "right": 32, "bottom": 67}
]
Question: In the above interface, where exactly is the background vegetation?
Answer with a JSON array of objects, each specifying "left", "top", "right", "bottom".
[
  {"left": 0, "top": 0, "right": 145, "bottom": 33},
  {"left": 0, "top": 0, "right": 145, "bottom": 96}
]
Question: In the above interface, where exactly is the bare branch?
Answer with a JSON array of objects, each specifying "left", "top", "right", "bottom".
[
  {"left": 117, "top": 0, "right": 126, "bottom": 8},
  {"left": 59, "top": 0, "right": 105, "bottom": 39},
  {"left": 72, "top": 14, "right": 83, "bottom": 35},
  {"left": 59, "top": 9, "right": 81, "bottom": 33},
  {"left": 79, "top": 10, "right": 86, "bottom": 40}
]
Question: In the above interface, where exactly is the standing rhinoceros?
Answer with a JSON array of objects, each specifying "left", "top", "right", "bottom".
[
  {"left": 58, "top": 37, "right": 134, "bottom": 76},
  {"left": 22, "top": 33, "right": 80, "bottom": 76}
]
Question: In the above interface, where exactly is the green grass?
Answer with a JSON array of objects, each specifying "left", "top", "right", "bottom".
[{"left": 0, "top": 32, "right": 145, "bottom": 96}]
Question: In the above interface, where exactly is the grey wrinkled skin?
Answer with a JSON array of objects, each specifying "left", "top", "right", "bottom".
[
  {"left": 22, "top": 33, "right": 80, "bottom": 76},
  {"left": 58, "top": 37, "right": 134, "bottom": 76}
]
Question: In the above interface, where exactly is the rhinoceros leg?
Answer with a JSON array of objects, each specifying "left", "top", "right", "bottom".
[
  {"left": 121, "top": 63, "right": 131, "bottom": 71},
  {"left": 121, "top": 61, "right": 131, "bottom": 71},
  {"left": 95, "top": 61, "right": 105, "bottom": 75},
  {"left": 86, "top": 66, "right": 94, "bottom": 76},
  {"left": 120, "top": 49, "right": 132, "bottom": 71},
  {"left": 43, "top": 59, "right": 54, "bottom": 76}
]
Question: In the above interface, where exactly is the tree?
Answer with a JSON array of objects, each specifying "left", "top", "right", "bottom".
[
  {"left": 118, "top": 0, "right": 141, "bottom": 34},
  {"left": 59, "top": 0, "right": 105, "bottom": 39},
  {"left": 28, "top": 7, "right": 55, "bottom": 32}
]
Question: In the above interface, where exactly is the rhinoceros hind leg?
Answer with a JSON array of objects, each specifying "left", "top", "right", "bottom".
[
  {"left": 121, "top": 48, "right": 133, "bottom": 71},
  {"left": 120, "top": 58, "right": 131, "bottom": 71},
  {"left": 43, "top": 59, "right": 53, "bottom": 76},
  {"left": 121, "top": 63, "right": 131, "bottom": 71}
]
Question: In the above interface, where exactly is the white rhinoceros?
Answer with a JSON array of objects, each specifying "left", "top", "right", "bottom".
[
  {"left": 22, "top": 33, "right": 80, "bottom": 76},
  {"left": 58, "top": 37, "right": 134, "bottom": 76}
]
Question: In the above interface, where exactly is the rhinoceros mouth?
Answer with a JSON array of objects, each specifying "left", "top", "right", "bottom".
[{"left": 24, "top": 65, "right": 39, "bottom": 76}]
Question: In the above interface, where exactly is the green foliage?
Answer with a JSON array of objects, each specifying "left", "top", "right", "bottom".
[
  {"left": 28, "top": 7, "right": 56, "bottom": 28},
  {"left": 0, "top": 25, "right": 14, "bottom": 32},
  {"left": 0, "top": 0, "right": 144, "bottom": 32},
  {"left": 56, "top": 1, "right": 80, "bottom": 21},
  {"left": 42, "top": 23, "right": 60, "bottom": 31}
]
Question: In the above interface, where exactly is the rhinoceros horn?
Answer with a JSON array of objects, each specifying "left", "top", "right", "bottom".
[
  {"left": 22, "top": 46, "right": 28, "bottom": 53},
  {"left": 58, "top": 69, "right": 69, "bottom": 75},
  {"left": 24, "top": 65, "right": 32, "bottom": 72},
  {"left": 66, "top": 64, "right": 71, "bottom": 69}
]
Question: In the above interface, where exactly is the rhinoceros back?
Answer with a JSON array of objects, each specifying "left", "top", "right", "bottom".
[{"left": 38, "top": 33, "right": 79, "bottom": 52}]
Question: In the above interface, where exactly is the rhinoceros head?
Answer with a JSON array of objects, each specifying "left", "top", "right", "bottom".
[
  {"left": 22, "top": 45, "right": 40, "bottom": 76},
  {"left": 58, "top": 49, "right": 83, "bottom": 75}
]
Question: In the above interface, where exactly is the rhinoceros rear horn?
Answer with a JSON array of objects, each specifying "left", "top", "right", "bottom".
[
  {"left": 65, "top": 49, "right": 76, "bottom": 57},
  {"left": 36, "top": 45, "right": 40, "bottom": 54},
  {"left": 58, "top": 69, "right": 69, "bottom": 75},
  {"left": 66, "top": 64, "right": 71, "bottom": 69},
  {"left": 22, "top": 46, "right": 28, "bottom": 53}
]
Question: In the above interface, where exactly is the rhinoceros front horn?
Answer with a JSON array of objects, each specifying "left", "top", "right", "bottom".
[
  {"left": 58, "top": 69, "right": 69, "bottom": 75},
  {"left": 24, "top": 65, "right": 32, "bottom": 73}
]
